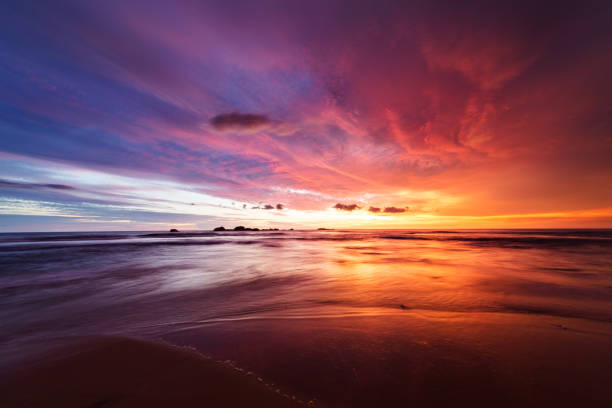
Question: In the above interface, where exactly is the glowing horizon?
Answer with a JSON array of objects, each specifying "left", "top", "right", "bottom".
[{"left": 1, "top": 0, "right": 611, "bottom": 231}]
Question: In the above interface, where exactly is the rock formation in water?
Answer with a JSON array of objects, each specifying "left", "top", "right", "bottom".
[{"left": 212, "top": 226, "right": 280, "bottom": 232}]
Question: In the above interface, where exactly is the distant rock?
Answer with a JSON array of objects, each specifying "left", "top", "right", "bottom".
[
  {"left": 169, "top": 228, "right": 179, "bottom": 232},
  {"left": 317, "top": 228, "right": 332, "bottom": 230},
  {"left": 213, "top": 225, "right": 278, "bottom": 232},
  {"left": 234, "top": 226, "right": 260, "bottom": 231}
]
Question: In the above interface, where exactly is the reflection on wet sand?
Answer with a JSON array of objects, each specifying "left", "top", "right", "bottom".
[
  {"left": 164, "top": 312, "right": 612, "bottom": 407},
  {"left": 1, "top": 230, "right": 611, "bottom": 406}
]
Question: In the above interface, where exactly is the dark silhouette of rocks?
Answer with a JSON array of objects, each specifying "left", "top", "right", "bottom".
[
  {"left": 234, "top": 226, "right": 261, "bottom": 231},
  {"left": 212, "top": 226, "right": 280, "bottom": 232},
  {"left": 169, "top": 228, "right": 179, "bottom": 232}
]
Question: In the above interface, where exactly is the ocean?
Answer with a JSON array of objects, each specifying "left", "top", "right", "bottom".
[{"left": 2, "top": 229, "right": 612, "bottom": 406}]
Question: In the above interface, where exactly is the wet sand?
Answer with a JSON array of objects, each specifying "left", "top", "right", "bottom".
[
  {"left": 3, "top": 311, "right": 611, "bottom": 407},
  {"left": 160, "top": 311, "right": 612, "bottom": 408},
  {"left": 0, "top": 337, "right": 301, "bottom": 408}
]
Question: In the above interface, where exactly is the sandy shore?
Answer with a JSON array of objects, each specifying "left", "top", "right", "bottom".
[
  {"left": 2, "top": 312, "right": 612, "bottom": 407},
  {"left": 0, "top": 336, "right": 303, "bottom": 408}
]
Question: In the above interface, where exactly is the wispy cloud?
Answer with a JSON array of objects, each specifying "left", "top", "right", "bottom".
[
  {"left": 0, "top": 179, "right": 75, "bottom": 191},
  {"left": 0, "top": 1, "right": 611, "bottom": 229}
]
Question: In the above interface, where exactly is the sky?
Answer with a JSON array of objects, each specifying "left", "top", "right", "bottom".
[{"left": 1, "top": 0, "right": 611, "bottom": 231}]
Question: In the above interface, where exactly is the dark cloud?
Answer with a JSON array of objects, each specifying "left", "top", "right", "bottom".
[
  {"left": 252, "top": 203, "right": 283, "bottom": 210},
  {"left": 383, "top": 206, "right": 406, "bottom": 213},
  {"left": 333, "top": 203, "right": 360, "bottom": 211},
  {"left": 0, "top": 179, "right": 75, "bottom": 190},
  {"left": 210, "top": 112, "right": 271, "bottom": 131},
  {"left": 368, "top": 206, "right": 381, "bottom": 213}
]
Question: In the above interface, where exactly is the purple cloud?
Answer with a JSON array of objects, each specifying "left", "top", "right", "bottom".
[
  {"left": 383, "top": 207, "right": 406, "bottom": 213},
  {"left": 210, "top": 112, "right": 271, "bottom": 131},
  {"left": 0, "top": 179, "right": 75, "bottom": 191},
  {"left": 334, "top": 203, "right": 360, "bottom": 211}
]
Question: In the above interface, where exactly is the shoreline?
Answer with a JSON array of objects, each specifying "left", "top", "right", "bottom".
[
  {"left": 2, "top": 311, "right": 612, "bottom": 407},
  {"left": 0, "top": 336, "right": 304, "bottom": 408}
]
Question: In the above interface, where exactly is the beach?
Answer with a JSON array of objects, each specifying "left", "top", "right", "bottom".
[
  {"left": 0, "top": 336, "right": 301, "bottom": 407},
  {"left": 1, "top": 229, "right": 612, "bottom": 406},
  {"left": 2, "top": 0, "right": 612, "bottom": 404}
]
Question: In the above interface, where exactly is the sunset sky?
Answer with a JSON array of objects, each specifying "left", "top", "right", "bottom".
[{"left": 1, "top": 0, "right": 611, "bottom": 231}]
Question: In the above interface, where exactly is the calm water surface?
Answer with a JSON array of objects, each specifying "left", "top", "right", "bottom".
[{"left": 2, "top": 229, "right": 612, "bottom": 406}]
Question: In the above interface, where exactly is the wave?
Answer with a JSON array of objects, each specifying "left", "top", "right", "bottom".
[
  {"left": 380, "top": 234, "right": 612, "bottom": 247},
  {"left": 0, "top": 239, "right": 268, "bottom": 253},
  {"left": 0, "top": 233, "right": 130, "bottom": 243},
  {"left": 139, "top": 232, "right": 217, "bottom": 238}
]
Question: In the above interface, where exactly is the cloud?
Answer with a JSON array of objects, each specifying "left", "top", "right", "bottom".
[
  {"left": 209, "top": 112, "right": 271, "bottom": 131},
  {"left": 2, "top": 1, "right": 612, "bottom": 229},
  {"left": 333, "top": 203, "right": 360, "bottom": 211},
  {"left": 251, "top": 203, "right": 282, "bottom": 210},
  {"left": 0, "top": 179, "right": 75, "bottom": 190},
  {"left": 368, "top": 206, "right": 381, "bottom": 213},
  {"left": 383, "top": 206, "right": 406, "bottom": 213}
]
